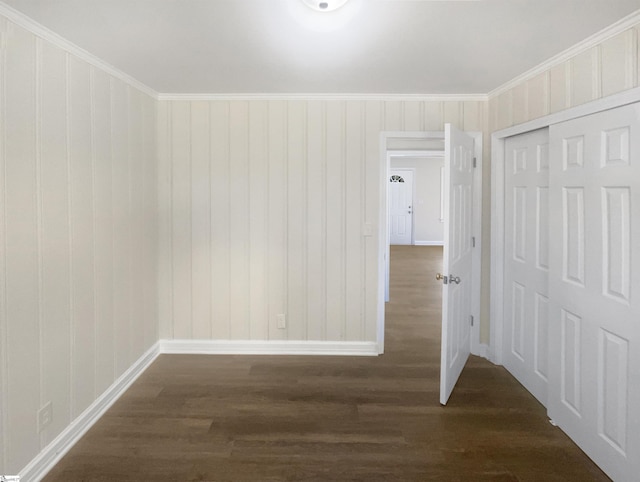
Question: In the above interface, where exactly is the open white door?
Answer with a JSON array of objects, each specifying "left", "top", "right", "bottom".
[{"left": 440, "top": 124, "right": 475, "bottom": 405}]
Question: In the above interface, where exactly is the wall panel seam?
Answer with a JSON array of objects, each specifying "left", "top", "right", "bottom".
[
  {"left": 302, "top": 102, "right": 309, "bottom": 341},
  {"left": 109, "top": 77, "right": 117, "bottom": 372},
  {"left": 35, "top": 37, "right": 45, "bottom": 448},
  {"left": 565, "top": 62, "right": 572, "bottom": 110},
  {"left": 264, "top": 102, "right": 270, "bottom": 340},
  {"left": 65, "top": 52, "right": 76, "bottom": 419},
  {"left": 126, "top": 87, "right": 133, "bottom": 366},
  {"left": 168, "top": 101, "right": 174, "bottom": 339},
  {"left": 89, "top": 66, "right": 98, "bottom": 403},
  {"left": 627, "top": 29, "right": 637, "bottom": 89},
  {"left": 342, "top": 101, "right": 347, "bottom": 340},
  {"left": 0, "top": 15, "right": 8, "bottom": 471},
  {"left": 322, "top": 102, "right": 327, "bottom": 341},
  {"left": 284, "top": 103, "right": 289, "bottom": 341},
  {"left": 187, "top": 102, "right": 193, "bottom": 339},
  {"left": 360, "top": 102, "right": 366, "bottom": 340},
  {"left": 594, "top": 46, "right": 603, "bottom": 100}
]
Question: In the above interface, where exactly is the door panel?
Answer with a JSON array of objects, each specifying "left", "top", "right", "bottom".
[
  {"left": 389, "top": 170, "right": 413, "bottom": 245},
  {"left": 503, "top": 128, "right": 550, "bottom": 406},
  {"left": 548, "top": 103, "right": 640, "bottom": 482},
  {"left": 440, "top": 124, "right": 474, "bottom": 405}
]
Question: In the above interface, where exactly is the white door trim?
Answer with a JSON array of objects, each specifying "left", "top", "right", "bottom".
[
  {"left": 378, "top": 131, "right": 483, "bottom": 357},
  {"left": 489, "top": 85, "right": 640, "bottom": 365}
]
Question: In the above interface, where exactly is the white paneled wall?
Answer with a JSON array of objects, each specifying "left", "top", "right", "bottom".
[
  {"left": 0, "top": 18, "right": 157, "bottom": 474},
  {"left": 158, "top": 99, "right": 486, "bottom": 344},
  {"left": 490, "top": 27, "right": 640, "bottom": 131}
]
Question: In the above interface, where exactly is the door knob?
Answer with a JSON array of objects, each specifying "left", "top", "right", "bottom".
[
  {"left": 436, "top": 273, "right": 444, "bottom": 280},
  {"left": 449, "top": 275, "right": 461, "bottom": 284}
]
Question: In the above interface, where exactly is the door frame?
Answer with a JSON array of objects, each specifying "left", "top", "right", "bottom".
[
  {"left": 388, "top": 166, "right": 416, "bottom": 246},
  {"left": 377, "top": 130, "right": 483, "bottom": 356},
  {"left": 489, "top": 85, "right": 640, "bottom": 365}
]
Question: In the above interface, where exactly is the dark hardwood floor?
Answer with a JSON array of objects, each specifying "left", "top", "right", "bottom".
[{"left": 44, "top": 246, "right": 610, "bottom": 481}]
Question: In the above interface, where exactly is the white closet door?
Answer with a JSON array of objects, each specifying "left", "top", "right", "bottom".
[
  {"left": 503, "top": 128, "right": 550, "bottom": 406},
  {"left": 548, "top": 103, "right": 640, "bottom": 482}
]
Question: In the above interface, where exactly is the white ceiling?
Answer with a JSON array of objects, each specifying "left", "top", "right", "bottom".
[{"left": 4, "top": 0, "right": 640, "bottom": 94}]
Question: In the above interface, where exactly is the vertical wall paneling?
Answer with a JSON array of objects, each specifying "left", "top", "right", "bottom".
[
  {"left": 267, "top": 101, "right": 286, "bottom": 341},
  {"left": 443, "top": 101, "right": 463, "bottom": 128},
  {"left": 0, "top": 18, "right": 4, "bottom": 465},
  {"left": 384, "top": 101, "right": 403, "bottom": 131},
  {"left": 345, "top": 101, "right": 364, "bottom": 341},
  {"left": 527, "top": 72, "right": 549, "bottom": 121},
  {"left": 325, "top": 102, "right": 346, "bottom": 340},
  {"left": 512, "top": 83, "right": 528, "bottom": 126},
  {"left": 0, "top": 15, "right": 157, "bottom": 474},
  {"left": 171, "top": 101, "right": 192, "bottom": 339},
  {"left": 157, "top": 101, "right": 172, "bottom": 338},
  {"left": 571, "top": 48, "right": 598, "bottom": 108},
  {"left": 92, "top": 67, "right": 114, "bottom": 396},
  {"left": 403, "top": 101, "right": 422, "bottom": 131},
  {"left": 0, "top": 16, "right": 6, "bottom": 472},
  {"left": 5, "top": 23, "right": 40, "bottom": 472},
  {"left": 210, "top": 102, "right": 231, "bottom": 339},
  {"left": 160, "top": 98, "right": 487, "bottom": 344},
  {"left": 424, "top": 102, "right": 443, "bottom": 131},
  {"left": 35, "top": 38, "right": 44, "bottom": 450},
  {"left": 601, "top": 29, "right": 637, "bottom": 98},
  {"left": 69, "top": 55, "right": 96, "bottom": 416},
  {"left": 191, "top": 102, "right": 212, "bottom": 339},
  {"left": 110, "top": 78, "right": 128, "bottom": 376},
  {"left": 364, "top": 101, "right": 383, "bottom": 342},
  {"left": 286, "top": 101, "right": 306, "bottom": 340},
  {"left": 229, "top": 102, "right": 250, "bottom": 339},
  {"left": 305, "top": 101, "right": 326, "bottom": 341},
  {"left": 248, "top": 101, "right": 268, "bottom": 340}
]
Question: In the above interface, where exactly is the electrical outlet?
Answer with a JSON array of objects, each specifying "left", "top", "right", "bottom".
[
  {"left": 276, "top": 313, "right": 286, "bottom": 329},
  {"left": 38, "top": 401, "right": 52, "bottom": 432}
]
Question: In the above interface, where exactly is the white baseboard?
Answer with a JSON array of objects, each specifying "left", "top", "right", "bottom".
[
  {"left": 160, "top": 339, "right": 380, "bottom": 356},
  {"left": 414, "top": 241, "right": 444, "bottom": 246},
  {"left": 20, "top": 343, "right": 160, "bottom": 482}
]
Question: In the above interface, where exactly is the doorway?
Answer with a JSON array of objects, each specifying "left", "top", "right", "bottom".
[{"left": 377, "top": 129, "right": 483, "bottom": 404}]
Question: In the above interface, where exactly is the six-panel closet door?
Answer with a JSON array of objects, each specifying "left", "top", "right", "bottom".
[
  {"left": 547, "top": 103, "right": 640, "bottom": 482},
  {"left": 503, "top": 128, "right": 550, "bottom": 406}
]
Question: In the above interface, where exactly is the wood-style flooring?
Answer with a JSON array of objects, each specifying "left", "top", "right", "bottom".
[{"left": 44, "top": 246, "right": 610, "bottom": 481}]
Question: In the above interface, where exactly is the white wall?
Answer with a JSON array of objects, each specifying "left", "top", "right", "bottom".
[
  {"left": 157, "top": 99, "right": 486, "bottom": 343},
  {"left": 390, "top": 157, "right": 444, "bottom": 245},
  {"left": 0, "top": 17, "right": 158, "bottom": 474}
]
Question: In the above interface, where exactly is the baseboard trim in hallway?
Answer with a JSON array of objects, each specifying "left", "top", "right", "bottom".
[{"left": 160, "top": 339, "right": 380, "bottom": 357}]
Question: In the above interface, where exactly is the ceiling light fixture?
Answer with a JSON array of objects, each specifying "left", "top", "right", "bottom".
[{"left": 301, "top": 0, "right": 350, "bottom": 12}]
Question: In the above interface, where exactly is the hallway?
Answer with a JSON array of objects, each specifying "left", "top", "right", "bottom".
[{"left": 44, "top": 246, "right": 609, "bottom": 481}]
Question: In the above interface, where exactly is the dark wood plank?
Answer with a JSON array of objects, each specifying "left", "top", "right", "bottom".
[{"left": 44, "top": 246, "right": 610, "bottom": 481}]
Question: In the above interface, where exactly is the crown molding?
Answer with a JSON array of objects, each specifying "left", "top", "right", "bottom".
[
  {"left": 157, "top": 92, "right": 489, "bottom": 102},
  {"left": 489, "top": 8, "right": 640, "bottom": 99},
  {"left": 0, "top": 1, "right": 158, "bottom": 99}
]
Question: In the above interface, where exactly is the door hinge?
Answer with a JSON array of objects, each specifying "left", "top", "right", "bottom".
[
  {"left": 472, "top": 236, "right": 476, "bottom": 248},
  {"left": 470, "top": 315, "right": 474, "bottom": 327},
  {"left": 473, "top": 157, "right": 477, "bottom": 168}
]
